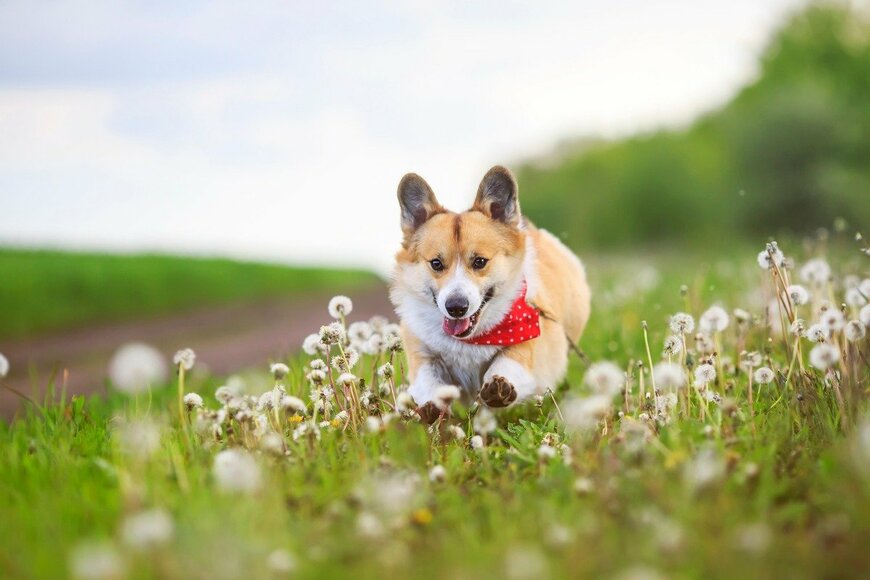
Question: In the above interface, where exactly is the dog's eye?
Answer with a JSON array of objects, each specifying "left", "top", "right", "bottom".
[
  {"left": 429, "top": 258, "right": 444, "bottom": 272},
  {"left": 472, "top": 256, "right": 488, "bottom": 270}
]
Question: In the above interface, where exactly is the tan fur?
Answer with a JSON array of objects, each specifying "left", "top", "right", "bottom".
[{"left": 390, "top": 166, "right": 590, "bottom": 409}]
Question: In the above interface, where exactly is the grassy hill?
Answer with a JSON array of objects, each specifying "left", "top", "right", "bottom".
[
  {"left": 518, "top": 2, "right": 870, "bottom": 251},
  {"left": 0, "top": 248, "right": 380, "bottom": 340}
]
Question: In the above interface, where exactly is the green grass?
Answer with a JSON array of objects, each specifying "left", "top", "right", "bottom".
[
  {"left": 1, "top": 237, "right": 869, "bottom": 579},
  {"left": 0, "top": 248, "right": 380, "bottom": 340}
]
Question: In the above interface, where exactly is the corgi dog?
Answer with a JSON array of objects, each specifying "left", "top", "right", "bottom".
[{"left": 390, "top": 166, "right": 591, "bottom": 421}]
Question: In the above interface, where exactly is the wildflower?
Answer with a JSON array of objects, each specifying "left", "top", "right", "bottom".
[
  {"left": 172, "top": 348, "right": 196, "bottom": 371},
  {"left": 302, "top": 333, "right": 326, "bottom": 355},
  {"left": 429, "top": 465, "right": 447, "bottom": 483},
  {"left": 669, "top": 313, "right": 695, "bottom": 335},
  {"left": 470, "top": 435, "right": 485, "bottom": 450},
  {"left": 365, "top": 416, "right": 382, "bottom": 433},
  {"left": 790, "top": 319, "right": 806, "bottom": 337},
  {"left": 347, "top": 321, "right": 372, "bottom": 344},
  {"left": 583, "top": 361, "right": 624, "bottom": 396},
  {"left": 800, "top": 258, "right": 830, "bottom": 284},
  {"left": 331, "top": 348, "right": 359, "bottom": 373},
  {"left": 562, "top": 394, "right": 611, "bottom": 433},
  {"left": 319, "top": 322, "right": 346, "bottom": 346},
  {"left": 694, "top": 364, "right": 716, "bottom": 385},
  {"left": 861, "top": 304, "right": 870, "bottom": 327},
  {"left": 257, "top": 391, "right": 276, "bottom": 411},
  {"left": 809, "top": 344, "right": 840, "bottom": 370},
  {"left": 0, "top": 352, "right": 8, "bottom": 378},
  {"left": 845, "top": 321, "right": 866, "bottom": 343},
  {"left": 537, "top": 444, "right": 557, "bottom": 461},
  {"left": 306, "top": 369, "right": 327, "bottom": 385},
  {"left": 337, "top": 372, "right": 357, "bottom": 387},
  {"left": 363, "top": 334, "right": 386, "bottom": 355},
  {"left": 384, "top": 333, "right": 403, "bottom": 352},
  {"left": 434, "top": 385, "right": 461, "bottom": 409},
  {"left": 120, "top": 509, "right": 174, "bottom": 551},
  {"left": 333, "top": 410, "right": 349, "bottom": 424},
  {"left": 473, "top": 408, "right": 497, "bottom": 434},
  {"left": 662, "top": 335, "right": 682, "bottom": 357},
  {"left": 684, "top": 447, "right": 725, "bottom": 492},
  {"left": 183, "top": 392, "right": 203, "bottom": 410},
  {"left": 653, "top": 362, "right": 686, "bottom": 391},
  {"left": 266, "top": 549, "right": 297, "bottom": 574},
  {"left": 700, "top": 305, "right": 730, "bottom": 333},
  {"left": 807, "top": 323, "right": 829, "bottom": 343},
  {"left": 694, "top": 333, "right": 714, "bottom": 354},
  {"left": 280, "top": 395, "right": 306, "bottom": 415},
  {"left": 447, "top": 425, "right": 466, "bottom": 441},
  {"left": 756, "top": 242, "right": 785, "bottom": 270},
  {"left": 753, "top": 367, "right": 775, "bottom": 385},
  {"left": 115, "top": 419, "right": 161, "bottom": 459},
  {"left": 270, "top": 363, "right": 289, "bottom": 380},
  {"left": 821, "top": 309, "right": 845, "bottom": 332},
  {"left": 327, "top": 295, "right": 353, "bottom": 318},
  {"left": 377, "top": 362, "right": 394, "bottom": 379},
  {"left": 845, "top": 288, "right": 867, "bottom": 308},
  {"left": 260, "top": 432, "right": 285, "bottom": 456},
  {"left": 740, "top": 351, "right": 763, "bottom": 370},
  {"left": 733, "top": 308, "right": 752, "bottom": 326},
  {"left": 212, "top": 449, "right": 262, "bottom": 494},
  {"left": 69, "top": 541, "right": 126, "bottom": 580},
  {"left": 108, "top": 342, "right": 168, "bottom": 394},
  {"left": 396, "top": 391, "right": 415, "bottom": 412},
  {"left": 704, "top": 390, "right": 722, "bottom": 405},
  {"left": 356, "top": 512, "right": 385, "bottom": 539},
  {"left": 787, "top": 285, "right": 810, "bottom": 306}
]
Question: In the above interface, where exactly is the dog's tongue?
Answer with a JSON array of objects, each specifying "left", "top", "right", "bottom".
[{"left": 443, "top": 317, "right": 472, "bottom": 337}]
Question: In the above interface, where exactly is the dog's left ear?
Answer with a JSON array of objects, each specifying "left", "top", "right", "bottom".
[{"left": 474, "top": 166, "right": 520, "bottom": 227}]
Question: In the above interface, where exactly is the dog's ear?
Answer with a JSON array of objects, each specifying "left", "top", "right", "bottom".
[
  {"left": 474, "top": 166, "right": 520, "bottom": 226},
  {"left": 398, "top": 173, "right": 442, "bottom": 235}
]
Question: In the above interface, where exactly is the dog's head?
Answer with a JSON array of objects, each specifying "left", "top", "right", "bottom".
[{"left": 393, "top": 166, "right": 527, "bottom": 339}]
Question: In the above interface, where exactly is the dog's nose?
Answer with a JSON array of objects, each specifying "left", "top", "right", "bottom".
[{"left": 445, "top": 294, "right": 469, "bottom": 318}]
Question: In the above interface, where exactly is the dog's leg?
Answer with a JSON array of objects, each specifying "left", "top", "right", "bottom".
[{"left": 480, "top": 345, "right": 536, "bottom": 408}]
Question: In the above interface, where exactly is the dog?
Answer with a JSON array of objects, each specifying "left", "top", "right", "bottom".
[{"left": 390, "top": 166, "right": 591, "bottom": 421}]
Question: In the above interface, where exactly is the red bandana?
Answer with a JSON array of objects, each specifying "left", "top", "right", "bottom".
[{"left": 461, "top": 284, "right": 541, "bottom": 346}]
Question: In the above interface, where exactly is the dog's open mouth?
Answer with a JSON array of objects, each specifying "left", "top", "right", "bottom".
[{"left": 442, "top": 288, "right": 494, "bottom": 339}]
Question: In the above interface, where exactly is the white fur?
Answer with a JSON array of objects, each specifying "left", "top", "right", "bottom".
[
  {"left": 437, "top": 258, "right": 482, "bottom": 319},
  {"left": 484, "top": 356, "right": 537, "bottom": 401}
]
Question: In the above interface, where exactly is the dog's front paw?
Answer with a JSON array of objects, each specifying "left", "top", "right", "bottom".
[
  {"left": 415, "top": 401, "right": 444, "bottom": 425},
  {"left": 479, "top": 375, "right": 517, "bottom": 408}
]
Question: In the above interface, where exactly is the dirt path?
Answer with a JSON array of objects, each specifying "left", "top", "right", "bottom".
[{"left": 0, "top": 285, "right": 393, "bottom": 420}]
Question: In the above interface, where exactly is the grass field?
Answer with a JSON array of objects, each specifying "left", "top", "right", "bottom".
[
  {"left": 0, "top": 248, "right": 380, "bottom": 340},
  {"left": 1, "top": 235, "right": 869, "bottom": 579}
]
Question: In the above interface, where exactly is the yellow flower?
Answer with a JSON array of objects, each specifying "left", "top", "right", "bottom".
[
  {"left": 288, "top": 415, "right": 304, "bottom": 424},
  {"left": 411, "top": 508, "right": 433, "bottom": 525}
]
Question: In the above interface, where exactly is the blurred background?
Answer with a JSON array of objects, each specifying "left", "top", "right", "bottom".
[{"left": 1, "top": 0, "right": 868, "bottom": 415}]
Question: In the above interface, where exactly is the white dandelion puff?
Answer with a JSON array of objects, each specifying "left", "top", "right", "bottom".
[
  {"left": 790, "top": 319, "right": 806, "bottom": 337},
  {"left": 800, "top": 259, "right": 830, "bottom": 285},
  {"left": 653, "top": 362, "right": 687, "bottom": 391},
  {"left": 327, "top": 295, "right": 353, "bottom": 318},
  {"left": 756, "top": 242, "right": 785, "bottom": 270},
  {"left": 429, "top": 465, "right": 447, "bottom": 483},
  {"left": 562, "top": 394, "right": 612, "bottom": 433},
  {"left": 0, "top": 352, "right": 8, "bottom": 378},
  {"left": 663, "top": 335, "right": 682, "bottom": 356},
  {"left": 700, "top": 305, "right": 730, "bottom": 334},
  {"left": 280, "top": 395, "right": 307, "bottom": 415},
  {"left": 377, "top": 362, "right": 394, "bottom": 379},
  {"left": 448, "top": 425, "right": 466, "bottom": 441},
  {"left": 69, "top": 541, "right": 126, "bottom": 580},
  {"left": 396, "top": 391, "right": 415, "bottom": 412},
  {"left": 302, "top": 333, "right": 326, "bottom": 356},
  {"left": 669, "top": 313, "right": 695, "bottom": 335},
  {"left": 583, "top": 361, "right": 625, "bottom": 396},
  {"left": 845, "top": 288, "right": 867, "bottom": 308},
  {"left": 212, "top": 449, "right": 262, "bottom": 494},
  {"left": 806, "top": 323, "right": 829, "bottom": 343},
  {"left": 753, "top": 367, "right": 775, "bottom": 385},
  {"left": 347, "top": 321, "right": 372, "bottom": 344},
  {"left": 845, "top": 321, "right": 866, "bottom": 343},
  {"left": 860, "top": 304, "right": 870, "bottom": 328},
  {"left": 337, "top": 373, "right": 357, "bottom": 387},
  {"left": 786, "top": 285, "right": 810, "bottom": 306},
  {"left": 183, "top": 393, "right": 203, "bottom": 410},
  {"left": 172, "top": 348, "right": 196, "bottom": 371},
  {"left": 270, "top": 363, "right": 289, "bottom": 380},
  {"left": 470, "top": 435, "right": 485, "bottom": 450},
  {"left": 433, "top": 385, "right": 461, "bottom": 409},
  {"left": 108, "top": 342, "right": 168, "bottom": 394},
  {"left": 473, "top": 408, "right": 497, "bottom": 435},
  {"left": 319, "top": 322, "right": 346, "bottom": 346},
  {"left": 120, "top": 509, "right": 174, "bottom": 551},
  {"left": 684, "top": 447, "right": 725, "bottom": 492},
  {"left": 694, "top": 364, "right": 716, "bottom": 385},
  {"left": 537, "top": 445, "right": 557, "bottom": 461},
  {"left": 114, "top": 419, "right": 162, "bottom": 459},
  {"left": 809, "top": 344, "right": 840, "bottom": 370},
  {"left": 820, "top": 309, "right": 845, "bottom": 332}
]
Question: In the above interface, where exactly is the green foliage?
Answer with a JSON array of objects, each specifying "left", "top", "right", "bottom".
[
  {"left": 0, "top": 248, "right": 379, "bottom": 339},
  {"left": 518, "top": 2, "right": 870, "bottom": 250}
]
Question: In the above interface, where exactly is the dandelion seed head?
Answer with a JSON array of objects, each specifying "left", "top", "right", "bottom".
[
  {"left": 473, "top": 408, "right": 497, "bottom": 434},
  {"left": 356, "top": 511, "right": 385, "bottom": 539},
  {"left": 807, "top": 323, "right": 829, "bottom": 343},
  {"left": 337, "top": 372, "right": 357, "bottom": 387},
  {"left": 365, "top": 416, "right": 382, "bottom": 433},
  {"left": 790, "top": 319, "right": 806, "bottom": 337},
  {"left": 662, "top": 335, "right": 682, "bottom": 356},
  {"left": 700, "top": 305, "right": 730, "bottom": 334},
  {"left": 280, "top": 395, "right": 306, "bottom": 415},
  {"left": 740, "top": 351, "right": 763, "bottom": 369},
  {"left": 396, "top": 391, "right": 415, "bottom": 412},
  {"left": 327, "top": 295, "right": 353, "bottom": 318},
  {"left": 213, "top": 449, "right": 262, "bottom": 494},
  {"left": 302, "top": 333, "right": 327, "bottom": 356},
  {"left": 787, "top": 285, "right": 810, "bottom": 306},
  {"left": 653, "top": 362, "right": 687, "bottom": 391},
  {"left": 562, "top": 394, "right": 612, "bottom": 433},
  {"left": 120, "top": 509, "right": 174, "bottom": 551},
  {"left": 845, "top": 288, "right": 867, "bottom": 308},
  {"left": 694, "top": 333, "right": 714, "bottom": 354},
  {"left": 669, "top": 313, "right": 695, "bottom": 335},
  {"left": 433, "top": 385, "right": 461, "bottom": 408},
  {"left": 470, "top": 435, "right": 485, "bottom": 450},
  {"left": 108, "top": 342, "right": 168, "bottom": 394},
  {"left": 757, "top": 242, "right": 785, "bottom": 270},
  {"left": 270, "top": 363, "right": 289, "bottom": 380},
  {"left": 319, "top": 322, "right": 346, "bottom": 346},
  {"left": 809, "top": 343, "right": 840, "bottom": 370},
  {"left": 448, "top": 425, "right": 466, "bottom": 441},
  {"left": 0, "top": 352, "right": 8, "bottom": 378},
  {"left": 694, "top": 363, "right": 716, "bottom": 385},
  {"left": 306, "top": 369, "right": 326, "bottom": 385},
  {"left": 347, "top": 321, "right": 372, "bottom": 344},
  {"left": 684, "top": 447, "right": 725, "bottom": 492},
  {"left": 69, "top": 541, "right": 126, "bottom": 580},
  {"left": 733, "top": 308, "right": 752, "bottom": 325},
  {"left": 115, "top": 419, "right": 162, "bottom": 459},
  {"left": 800, "top": 258, "right": 830, "bottom": 284},
  {"left": 860, "top": 304, "right": 870, "bottom": 328},
  {"left": 363, "top": 334, "right": 386, "bottom": 355},
  {"left": 183, "top": 392, "right": 203, "bottom": 410},
  {"left": 753, "top": 367, "right": 775, "bottom": 385},
  {"left": 429, "top": 465, "right": 447, "bottom": 483},
  {"left": 845, "top": 320, "right": 866, "bottom": 343},
  {"left": 260, "top": 432, "right": 285, "bottom": 456},
  {"left": 584, "top": 361, "right": 624, "bottom": 396},
  {"left": 377, "top": 362, "right": 394, "bottom": 379},
  {"left": 172, "top": 348, "right": 196, "bottom": 371},
  {"left": 821, "top": 309, "right": 845, "bottom": 332}
]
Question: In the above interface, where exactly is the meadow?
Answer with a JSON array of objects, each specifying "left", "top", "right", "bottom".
[{"left": 1, "top": 233, "right": 869, "bottom": 579}]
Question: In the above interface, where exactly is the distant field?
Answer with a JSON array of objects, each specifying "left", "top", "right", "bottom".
[{"left": 0, "top": 248, "right": 380, "bottom": 340}]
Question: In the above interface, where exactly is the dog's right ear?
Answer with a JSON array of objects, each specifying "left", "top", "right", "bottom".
[{"left": 397, "top": 173, "right": 442, "bottom": 235}]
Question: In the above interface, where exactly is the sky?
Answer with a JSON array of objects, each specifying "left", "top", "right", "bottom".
[{"left": 0, "top": 0, "right": 807, "bottom": 274}]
